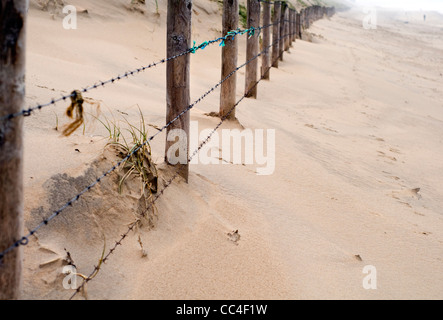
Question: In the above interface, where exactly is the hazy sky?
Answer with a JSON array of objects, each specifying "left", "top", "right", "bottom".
[{"left": 355, "top": 0, "right": 443, "bottom": 13}]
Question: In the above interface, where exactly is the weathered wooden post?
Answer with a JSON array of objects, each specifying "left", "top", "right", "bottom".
[
  {"left": 220, "top": 0, "right": 239, "bottom": 120},
  {"left": 285, "top": 7, "right": 291, "bottom": 51},
  {"left": 289, "top": 9, "right": 294, "bottom": 47},
  {"left": 244, "top": 0, "right": 260, "bottom": 98},
  {"left": 165, "top": 0, "right": 192, "bottom": 182},
  {"left": 296, "top": 12, "right": 301, "bottom": 39},
  {"left": 261, "top": 0, "right": 271, "bottom": 80},
  {"left": 278, "top": 2, "right": 286, "bottom": 61},
  {"left": 0, "top": 0, "right": 27, "bottom": 300},
  {"left": 299, "top": 9, "right": 303, "bottom": 34},
  {"left": 292, "top": 9, "right": 296, "bottom": 43},
  {"left": 301, "top": 8, "right": 306, "bottom": 30},
  {"left": 271, "top": 1, "right": 281, "bottom": 68}
]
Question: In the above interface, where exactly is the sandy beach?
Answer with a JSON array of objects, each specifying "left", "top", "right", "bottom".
[{"left": 15, "top": 0, "right": 443, "bottom": 299}]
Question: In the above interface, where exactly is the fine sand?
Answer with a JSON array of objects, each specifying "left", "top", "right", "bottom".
[{"left": 20, "top": 1, "right": 443, "bottom": 299}]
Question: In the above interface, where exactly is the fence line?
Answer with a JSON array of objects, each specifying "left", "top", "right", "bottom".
[
  {"left": 0, "top": 5, "right": 335, "bottom": 122},
  {"left": 0, "top": 19, "right": 285, "bottom": 264},
  {"left": 0, "top": 32, "right": 270, "bottom": 262},
  {"left": 0, "top": 0, "right": 335, "bottom": 299},
  {"left": 0, "top": 25, "right": 272, "bottom": 123},
  {"left": 69, "top": 30, "right": 291, "bottom": 299}
]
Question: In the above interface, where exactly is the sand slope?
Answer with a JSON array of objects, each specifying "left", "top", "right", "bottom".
[{"left": 19, "top": 1, "right": 443, "bottom": 299}]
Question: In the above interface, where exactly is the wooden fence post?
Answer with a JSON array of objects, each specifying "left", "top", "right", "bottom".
[
  {"left": 244, "top": 0, "right": 260, "bottom": 98},
  {"left": 307, "top": 7, "right": 311, "bottom": 28},
  {"left": 293, "top": 10, "right": 298, "bottom": 41},
  {"left": 289, "top": 9, "right": 295, "bottom": 47},
  {"left": 285, "top": 7, "right": 291, "bottom": 51},
  {"left": 289, "top": 8, "right": 292, "bottom": 45},
  {"left": 306, "top": 7, "right": 309, "bottom": 27},
  {"left": 296, "top": 12, "right": 301, "bottom": 39},
  {"left": 279, "top": 2, "right": 286, "bottom": 61},
  {"left": 301, "top": 9, "right": 305, "bottom": 30},
  {"left": 261, "top": 0, "right": 271, "bottom": 80},
  {"left": 288, "top": 9, "right": 293, "bottom": 47},
  {"left": 220, "top": 0, "right": 239, "bottom": 120},
  {"left": 165, "top": 0, "right": 192, "bottom": 182},
  {"left": 271, "top": 1, "right": 281, "bottom": 68},
  {"left": 0, "top": 0, "right": 27, "bottom": 300}
]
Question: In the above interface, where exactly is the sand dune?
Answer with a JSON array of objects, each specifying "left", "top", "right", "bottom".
[{"left": 18, "top": 1, "right": 443, "bottom": 299}]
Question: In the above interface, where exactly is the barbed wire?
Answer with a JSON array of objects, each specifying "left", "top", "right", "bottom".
[
  {"left": 67, "top": 31, "right": 295, "bottom": 299},
  {"left": 0, "top": 28, "right": 286, "bottom": 265},
  {"left": 188, "top": 36, "right": 288, "bottom": 164},
  {"left": 0, "top": 49, "right": 189, "bottom": 122},
  {"left": 68, "top": 170, "right": 179, "bottom": 300},
  {"left": 0, "top": 23, "right": 277, "bottom": 123}
]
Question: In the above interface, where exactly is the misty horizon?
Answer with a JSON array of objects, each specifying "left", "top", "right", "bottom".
[{"left": 353, "top": 0, "right": 443, "bottom": 13}]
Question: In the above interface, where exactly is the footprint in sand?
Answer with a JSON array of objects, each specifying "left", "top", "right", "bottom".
[
  {"left": 377, "top": 151, "right": 397, "bottom": 162},
  {"left": 305, "top": 124, "right": 317, "bottom": 129},
  {"left": 323, "top": 127, "right": 338, "bottom": 133},
  {"left": 305, "top": 123, "right": 338, "bottom": 134},
  {"left": 227, "top": 230, "right": 240, "bottom": 245},
  {"left": 391, "top": 187, "right": 421, "bottom": 199},
  {"left": 369, "top": 135, "right": 385, "bottom": 142},
  {"left": 389, "top": 147, "right": 402, "bottom": 154},
  {"left": 389, "top": 188, "right": 422, "bottom": 208}
]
